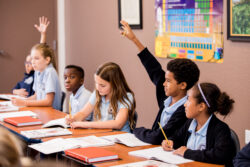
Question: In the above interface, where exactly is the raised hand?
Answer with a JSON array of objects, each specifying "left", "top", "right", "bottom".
[
  {"left": 120, "top": 20, "right": 136, "bottom": 41},
  {"left": 34, "top": 16, "right": 50, "bottom": 34}
]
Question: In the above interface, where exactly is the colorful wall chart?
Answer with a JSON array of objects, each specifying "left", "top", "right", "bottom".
[{"left": 155, "top": 0, "right": 223, "bottom": 63}]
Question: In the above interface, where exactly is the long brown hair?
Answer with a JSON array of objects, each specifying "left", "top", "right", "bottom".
[
  {"left": 93, "top": 62, "right": 136, "bottom": 130},
  {"left": 31, "top": 43, "right": 57, "bottom": 71}
]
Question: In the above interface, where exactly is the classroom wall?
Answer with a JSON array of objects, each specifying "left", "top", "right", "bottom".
[{"left": 64, "top": 0, "right": 250, "bottom": 147}]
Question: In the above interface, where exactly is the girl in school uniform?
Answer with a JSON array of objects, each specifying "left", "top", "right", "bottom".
[
  {"left": 11, "top": 43, "right": 62, "bottom": 110},
  {"left": 162, "top": 82, "right": 236, "bottom": 166},
  {"left": 66, "top": 62, "right": 136, "bottom": 133}
]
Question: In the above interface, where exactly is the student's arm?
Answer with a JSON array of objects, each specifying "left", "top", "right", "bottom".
[
  {"left": 182, "top": 124, "right": 235, "bottom": 165},
  {"left": 120, "top": 20, "right": 145, "bottom": 52},
  {"left": 66, "top": 102, "right": 94, "bottom": 124},
  {"left": 120, "top": 20, "right": 166, "bottom": 107},
  {"left": 233, "top": 142, "right": 250, "bottom": 166},
  {"left": 11, "top": 93, "right": 54, "bottom": 107},
  {"left": 34, "top": 16, "right": 50, "bottom": 44},
  {"left": 71, "top": 108, "right": 129, "bottom": 130},
  {"left": 13, "top": 89, "right": 28, "bottom": 97},
  {"left": 26, "top": 93, "right": 36, "bottom": 100}
]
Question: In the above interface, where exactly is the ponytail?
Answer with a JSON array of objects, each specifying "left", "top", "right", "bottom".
[{"left": 194, "top": 83, "right": 234, "bottom": 117}]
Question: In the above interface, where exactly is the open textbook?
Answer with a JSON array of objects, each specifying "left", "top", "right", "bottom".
[
  {"left": 129, "top": 147, "right": 193, "bottom": 165},
  {"left": 111, "top": 160, "right": 177, "bottom": 167},
  {"left": 42, "top": 118, "right": 70, "bottom": 128},
  {"left": 0, "top": 94, "right": 27, "bottom": 100},
  {"left": 0, "top": 101, "right": 19, "bottom": 112},
  {"left": 29, "top": 135, "right": 114, "bottom": 154},
  {"left": 21, "top": 127, "right": 72, "bottom": 139},
  {"left": 101, "top": 133, "right": 151, "bottom": 147},
  {"left": 0, "top": 111, "right": 37, "bottom": 121}
]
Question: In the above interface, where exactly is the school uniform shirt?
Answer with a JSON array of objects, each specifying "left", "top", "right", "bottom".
[
  {"left": 233, "top": 142, "right": 250, "bottom": 166},
  {"left": 133, "top": 48, "right": 188, "bottom": 144},
  {"left": 169, "top": 114, "right": 236, "bottom": 166},
  {"left": 70, "top": 85, "right": 92, "bottom": 120},
  {"left": 13, "top": 71, "right": 35, "bottom": 97},
  {"left": 33, "top": 63, "right": 62, "bottom": 110},
  {"left": 88, "top": 91, "right": 133, "bottom": 133},
  {"left": 186, "top": 115, "right": 213, "bottom": 150},
  {"left": 160, "top": 96, "right": 187, "bottom": 127}
]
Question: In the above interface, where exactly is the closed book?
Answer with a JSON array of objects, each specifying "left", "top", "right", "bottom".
[
  {"left": 4, "top": 116, "right": 42, "bottom": 127},
  {"left": 65, "top": 147, "right": 118, "bottom": 163}
]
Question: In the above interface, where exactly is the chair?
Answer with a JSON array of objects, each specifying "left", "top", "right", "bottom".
[
  {"left": 131, "top": 111, "right": 138, "bottom": 132},
  {"left": 231, "top": 129, "right": 240, "bottom": 153},
  {"left": 60, "top": 91, "right": 66, "bottom": 111}
]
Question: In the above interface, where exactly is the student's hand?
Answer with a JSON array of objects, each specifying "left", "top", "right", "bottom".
[
  {"left": 70, "top": 121, "right": 89, "bottom": 129},
  {"left": 65, "top": 114, "right": 75, "bottom": 125},
  {"left": 162, "top": 140, "right": 174, "bottom": 151},
  {"left": 173, "top": 146, "right": 187, "bottom": 157},
  {"left": 11, "top": 98, "right": 27, "bottom": 106},
  {"left": 34, "top": 16, "right": 50, "bottom": 35},
  {"left": 13, "top": 89, "right": 29, "bottom": 97},
  {"left": 120, "top": 20, "right": 136, "bottom": 41}
]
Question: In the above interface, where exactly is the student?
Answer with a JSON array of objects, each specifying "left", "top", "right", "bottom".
[
  {"left": 11, "top": 17, "right": 62, "bottom": 110},
  {"left": 162, "top": 83, "right": 235, "bottom": 165},
  {"left": 66, "top": 62, "right": 136, "bottom": 133},
  {"left": 120, "top": 20, "right": 200, "bottom": 144},
  {"left": 233, "top": 142, "right": 250, "bottom": 166},
  {"left": 64, "top": 65, "right": 92, "bottom": 120},
  {"left": 12, "top": 54, "right": 35, "bottom": 97}
]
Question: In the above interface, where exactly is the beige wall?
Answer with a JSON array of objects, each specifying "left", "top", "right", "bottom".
[{"left": 65, "top": 0, "right": 250, "bottom": 147}]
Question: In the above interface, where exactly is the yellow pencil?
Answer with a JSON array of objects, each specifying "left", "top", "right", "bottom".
[
  {"left": 158, "top": 122, "right": 169, "bottom": 142},
  {"left": 69, "top": 101, "right": 72, "bottom": 118}
]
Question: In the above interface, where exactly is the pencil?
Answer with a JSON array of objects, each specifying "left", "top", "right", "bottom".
[
  {"left": 69, "top": 101, "right": 72, "bottom": 118},
  {"left": 158, "top": 122, "right": 169, "bottom": 142}
]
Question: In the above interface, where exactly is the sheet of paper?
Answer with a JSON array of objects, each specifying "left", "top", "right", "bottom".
[
  {"left": 111, "top": 160, "right": 177, "bottom": 167},
  {"left": 0, "top": 101, "right": 19, "bottom": 112},
  {"left": 0, "top": 111, "right": 37, "bottom": 121}
]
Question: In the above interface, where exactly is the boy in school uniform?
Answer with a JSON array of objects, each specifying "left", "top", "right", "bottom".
[
  {"left": 120, "top": 21, "right": 200, "bottom": 144},
  {"left": 64, "top": 65, "right": 92, "bottom": 120}
]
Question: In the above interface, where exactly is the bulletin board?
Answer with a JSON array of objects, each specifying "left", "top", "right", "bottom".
[{"left": 155, "top": 0, "right": 224, "bottom": 63}]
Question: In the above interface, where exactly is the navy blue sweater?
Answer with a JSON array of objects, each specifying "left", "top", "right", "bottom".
[
  {"left": 13, "top": 71, "right": 35, "bottom": 97},
  {"left": 233, "top": 142, "right": 250, "bottom": 167},
  {"left": 133, "top": 48, "right": 187, "bottom": 145}
]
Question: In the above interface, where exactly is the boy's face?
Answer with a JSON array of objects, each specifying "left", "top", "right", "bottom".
[
  {"left": 64, "top": 68, "right": 83, "bottom": 94},
  {"left": 25, "top": 55, "right": 34, "bottom": 74},
  {"left": 163, "top": 71, "right": 183, "bottom": 97}
]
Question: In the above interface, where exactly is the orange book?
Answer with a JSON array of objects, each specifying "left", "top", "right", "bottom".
[
  {"left": 65, "top": 147, "right": 118, "bottom": 163},
  {"left": 4, "top": 116, "right": 42, "bottom": 127}
]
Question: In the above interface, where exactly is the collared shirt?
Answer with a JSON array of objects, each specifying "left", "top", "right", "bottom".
[
  {"left": 160, "top": 96, "right": 187, "bottom": 127},
  {"left": 88, "top": 91, "right": 133, "bottom": 133},
  {"left": 33, "top": 64, "right": 62, "bottom": 110},
  {"left": 186, "top": 114, "right": 213, "bottom": 150},
  {"left": 70, "top": 85, "right": 92, "bottom": 120},
  {"left": 13, "top": 71, "right": 35, "bottom": 97}
]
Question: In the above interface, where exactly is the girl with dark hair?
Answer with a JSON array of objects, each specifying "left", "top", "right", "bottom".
[{"left": 162, "top": 82, "right": 236, "bottom": 166}]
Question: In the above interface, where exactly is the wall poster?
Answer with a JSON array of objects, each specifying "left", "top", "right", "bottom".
[{"left": 155, "top": 0, "right": 224, "bottom": 63}]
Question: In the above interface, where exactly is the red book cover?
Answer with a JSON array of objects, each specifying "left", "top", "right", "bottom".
[
  {"left": 4, "top": 116, "right": 42, "bottom": 127},
  {"left": 65, "top": 147, "right": 118, "bottom": 163}
]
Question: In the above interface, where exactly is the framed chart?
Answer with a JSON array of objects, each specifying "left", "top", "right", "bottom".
[{"left": 155, "top": 0, "right": 224, "bottom": 63}]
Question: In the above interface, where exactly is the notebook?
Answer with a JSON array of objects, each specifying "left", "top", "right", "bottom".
[
  {"left": 0, "top": 111, "right": 37, "bottom": 121},
  {"left": 111, "top": 160, "right": 177, "bottom": 167},
  {"left": 65, "top": 147, "right": 118, "bottom": 163},
  {"left": 29, "top": 135, "right": 114, "bottom": 154},
  {"left": 0, "top": 94, "right": 26, "bottom": 101},
  {"left": 101, "top": 133, "right": 151, "bottom": 147},
  {"left": 21, "top": 127, "right": 72, "bottom": 139},
  {"left": 0, "top": 101, "right": 19, "bottom": 112},
  {"left": 4, "top": 116, "right": 42, "bottom": 126},
  {"left": 129, "top": 147, "right": 193, "bottom": 165},
  {"left": 42, "top": 118, "right": 70, "bottom": 128}
]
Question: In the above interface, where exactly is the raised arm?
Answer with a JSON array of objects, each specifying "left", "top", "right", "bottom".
[
  {"left": 34, "top": 16, "right": 50, "bottom": 44},
  {"left": 120, "top": 20, "right": 145, "bottom": 52}
]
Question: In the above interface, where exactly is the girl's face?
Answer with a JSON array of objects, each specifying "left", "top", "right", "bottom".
[
  {"left": 184, "top": 88, "right": 203, "bottom": 119},
  {"left": 31, "top": 49, "right": 50, "bottom": 72},
  {"left": 94, "top": 75, "right": 111, "bottom": 97}
]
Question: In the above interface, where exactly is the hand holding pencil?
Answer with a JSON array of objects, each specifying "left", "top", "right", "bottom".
[{"left": 158, "top": 122, "right": 173, "bottom": 151}]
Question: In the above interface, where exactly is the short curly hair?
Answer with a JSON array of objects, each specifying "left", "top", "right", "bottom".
[{"left": 167, "top": 58, "right": 200, "bottom": 90}]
